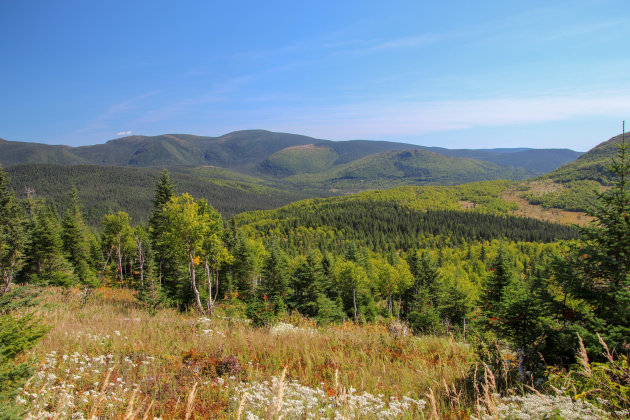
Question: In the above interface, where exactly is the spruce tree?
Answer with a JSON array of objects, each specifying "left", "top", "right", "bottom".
[
  {"left": 0, "top": 167, "right": 27, "bottom": 295},
  {"left": 480, "top": 246, "right": 514, "bottom": 321},
  {"left": 561, "top": 126, "right": 630, "bottom": 354},
  {"left": 27, "top": 205, "right": 75, "bottom": 285},
  {"left": 148, "top": 170, "right": 177, "bottom": 292},
  {"left": 62, "top": 188, "right": 96, "bottom": 286},
  {"left": 0, "top": 288, "right": 48, "bottom": 418},
  {"left": 260, "top": 244, "right": 290, "bottom": 311}
]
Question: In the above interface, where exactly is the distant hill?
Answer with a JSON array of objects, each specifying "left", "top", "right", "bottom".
[
  {"left": 428, "top": 148, "right": 583, "bottom": 174},
  {"left": 0, "top": 130, "right": 581, "bottom": 183},
  {"left": 5, "top": 164, "right": 325, "bottom": 226},
  {"left": 543, "top": 132, "right": 627, "bottom": 184},
  {"left": 284, "top": 149, "right": 531, "bottom": 191}
]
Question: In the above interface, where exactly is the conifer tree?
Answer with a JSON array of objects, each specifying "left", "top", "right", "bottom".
[
  {"left": 26, "top": 205, "right": 74, "bottom": 285},
  {"left": 289, "top": 251, "right": 325, "bottom": 317},
  {"left": 406, "top": 251, "right": 442, "bottom": 332},
  {"left": 148, "top": 169, "right": 176, "bottom": 286},
  {"left": 0, "top": 167, "right": 27, "bottom": 295},
  {"left": 480, "top": 246, "right": 514, "bottom": 321},
  {"left": 260, "top": 244, "right": 290, "bottom": 311},
  {"left": 559, "top": 126, "right": 630, "bottom": 354},
  {"left": 62, "top": 188, "right": 96, "bottom": 285},
  {"left": 0, "top": 288, "right": 48, "bottom": 418}
]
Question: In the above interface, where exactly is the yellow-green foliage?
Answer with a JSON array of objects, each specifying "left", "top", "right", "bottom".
[
  {"left": 263, "top": 145, "right": 339, "bottom": 175},
  {"left": 521, "top": 180, "right": 600, "bottom": 212}
]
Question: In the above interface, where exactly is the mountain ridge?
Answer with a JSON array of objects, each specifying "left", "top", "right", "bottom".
[{"left": 0, "top": 129, "right": 582, "bottom": 178}]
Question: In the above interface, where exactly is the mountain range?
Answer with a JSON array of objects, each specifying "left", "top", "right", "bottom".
[
  {"left": 1, "top": 129, "right": 596, "bottom": 225},
  {"left": 0, "top": 130, "right": 581, "bottom": 177}
]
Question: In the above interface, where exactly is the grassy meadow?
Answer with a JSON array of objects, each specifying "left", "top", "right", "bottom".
[{"left": 19, "top": 286, "right": 479, "bottom": 419}]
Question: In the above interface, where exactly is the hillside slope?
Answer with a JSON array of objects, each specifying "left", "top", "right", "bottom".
[
  {"left": 285, "top": 149, "right": 531, "bottom": 191},
  {"left": 6, "top": 164, "right": 324, "bottom": 226},
  {"left": 544, "top": 132, "right": 626, "bottom": 184},
  {"left": 0, "top": 130, "right": 580, "bottom": 181}
]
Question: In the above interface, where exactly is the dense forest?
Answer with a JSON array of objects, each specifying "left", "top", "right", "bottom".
[{"left": 0, "top": 138, "right": 629, "bottom": 418}]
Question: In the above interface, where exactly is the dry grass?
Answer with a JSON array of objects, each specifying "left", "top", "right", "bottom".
[
  {"left": 502, "top": 182, "right": 593, "bottom": 226},
  {"left": 18, "top": 287, "right": 476, "bottom": 418}
]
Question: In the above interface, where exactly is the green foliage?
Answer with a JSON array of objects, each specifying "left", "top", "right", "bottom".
[
  {"left": 546, "top": 336, "right": 630, "bottom": 416},
  {"left": 0, "top": 287, "right": 48, "bottom": 419},
  {"left": 521, "top": 180, "right": 600, "bottom": 212},
  {"left": 62, "top": 188, "right": 97, "bottom": 286},
  {"left": 7, "top": 164, "right": 317, "bottom": 226},
  {"left": 551, "top": 133, "right": 630, "bottom": 358},
  {"left": 101, "top": 211, "right": 134, "bottom": 286},
  {"left": 23, "top": 204, "right": 75, "bottom": 286},
  {"left": 234, "top": 184, "right": 575, "bottom": 254},
  {"left": 258, "top": 145, "right": 338, "bottom": 176},
  {"left": 545, "top": 132, "right": 627, "bottom": 184},
  {"left": 287, "top": 149, "right": 533, "bottom": 190},
  {"left": 0, "top": 166, "right": 27, "bottom": 295},
  {"left": 245, "top": 296, "right": 278, "bottom": 327}
]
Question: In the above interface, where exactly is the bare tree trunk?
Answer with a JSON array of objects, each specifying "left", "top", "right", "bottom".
[
  {"left": 116, "top": 234, "right": 123, "bottom": 286},
  {"left": 353, "top": 288, "right": 358, "bottom": 323},
  {"left": 2, "top": 267, "right": 11, "bottom": 295},
  {"left": 2, "top": 252, "right": 18, "bottom": 295},
  {"left": 101, "top": 248, "right": 114, "bottom": 278},
  {"left": 215, "top": 270, "right": 219, "bottom": 304},
  {"left": 136, "top": 237, "right": 144, "bottom": 287},
  {"left": 189, "top": 256, "right": 204, "bottom": 313},
  {"left": 210, "top": 261, "right": 214, "bottom": 316}
]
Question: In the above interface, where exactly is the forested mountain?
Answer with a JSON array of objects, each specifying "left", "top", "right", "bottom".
[
  {"left": 0, "top": 130, "right": 580, "bottom": 181},
  {"left": 415, "top": 146, "right": 582, "bottom": 174},
  {"left": 283, "top": 149, "right": 532, "bottom": 190},
  {"left": 543, "top": 132, "right": 626, "bottom": 184},
  {"left": 6, "top": 164, "right": 324, "bottom": 225}
]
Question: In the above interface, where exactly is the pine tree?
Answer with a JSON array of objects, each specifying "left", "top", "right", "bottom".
[
  {"left": 480, "top": 246, "right": 514, "bottom": 321},
  {"left": 560, "top": 125, "right": 630, "bottom": 354},
  {"left": 26, "top": 205, "right": 75, "bottom": 285},
  {"left": 289, "top": 251, "right": 325, "bottom": 317},
  {"left": 260, "top": 244, "right": 290, "bottom": 311},
  {"left": 406, "top": 251, "right": 442, "bottom": 333},
  {"left": 148, "top": 169, "right": 176, "bottom": 286},
  {"left": 62, "top": 188, "right": 97, "bottom": 286},
  {"left": 0, "top": 167, "right": 27, "bottom": 295},
  {"left": 0, "top": 288, "right": 48, "bottom": 419}
]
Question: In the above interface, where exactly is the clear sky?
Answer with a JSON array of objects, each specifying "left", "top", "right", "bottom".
[{"left": 1, "top": 0, "right": 629, "bottom": 151}]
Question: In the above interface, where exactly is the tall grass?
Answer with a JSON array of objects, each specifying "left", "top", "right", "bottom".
[{"left": 18, "top": 287, "right": 476, "bottom": 418}]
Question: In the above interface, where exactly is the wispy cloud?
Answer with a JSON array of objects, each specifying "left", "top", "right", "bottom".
[
  {"left": 260, "top": 90, "right": 630, "bottom": 141},
  {"left": 132, "top": 75, "right": 255, "bottom": 125},
  {"left": 116, "top": 130, "right": 132, "bottom": 136},
  {"left": 73, "top": 91, "right": 158, "bottom": 134}
]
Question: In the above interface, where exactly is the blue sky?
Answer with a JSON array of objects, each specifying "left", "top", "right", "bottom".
[{"left": 1, "top": 1, "right": 629, "bottom": 151}]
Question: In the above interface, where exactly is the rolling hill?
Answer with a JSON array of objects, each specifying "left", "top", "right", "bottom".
[
  {"left": 0, "top": 130, "right": 589, "bottom": 223},
  {"left": 5, "top": 164, "right": 326, "bottom": 226},
  {"left": 543, "top": 132, "right": 627, "bottom": 184},
  {"left": 1, "top": 130, "right": 581, "bottom": 181}
]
